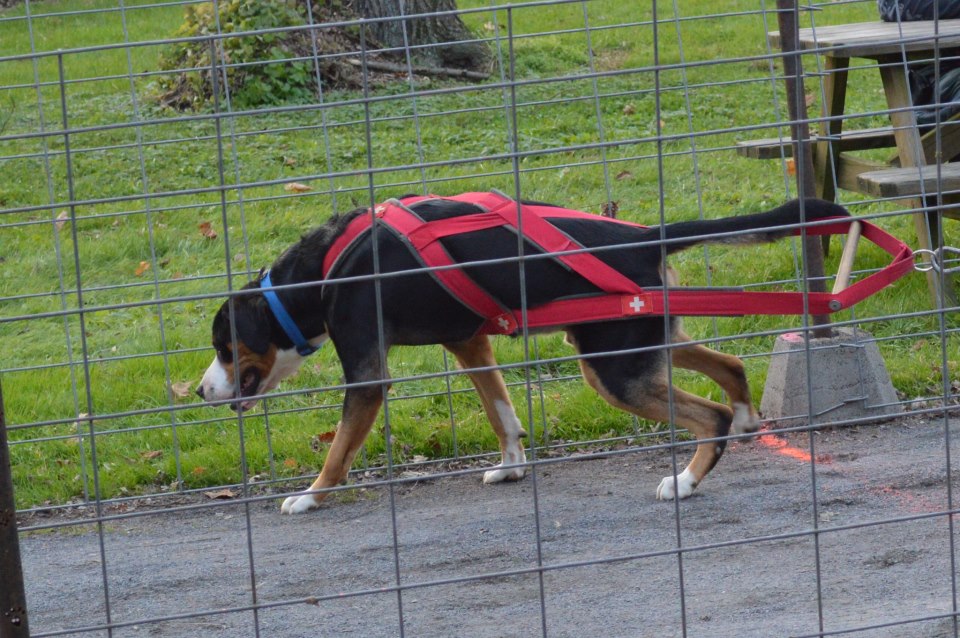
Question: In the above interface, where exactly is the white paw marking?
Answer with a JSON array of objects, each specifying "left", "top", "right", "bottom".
[
  {"left": 483, "top": 450, "right": 527, "bottom": 484},
  {"left": 656, "top": 468, "right": 698, "bottom": 500},
  {"left": 484, "top": 400, "right": 528, "bottom": 484},
  {"left": 280, "top": 493, "right": 320, "bottom": 515},
  {"left": 731, "top": 402, "right": 761, "bottom": 435}
]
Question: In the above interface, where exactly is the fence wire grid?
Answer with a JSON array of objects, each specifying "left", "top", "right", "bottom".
[{"left": 1, "top": 0, "right": 959, "bottom": 636}]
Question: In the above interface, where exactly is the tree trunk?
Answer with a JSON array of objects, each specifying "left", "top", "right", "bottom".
[{"left": 354, "top": 0, "right": 489, "bottom": 71}]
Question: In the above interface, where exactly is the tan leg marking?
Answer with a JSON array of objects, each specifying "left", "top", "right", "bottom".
[
  {"left": 670, "top": 330, "right": 760, "bottom": 434},
  {"left": 578, "top": 357, "right": 732, "bottom": 500},
  {"left": 281, "top": 388, "right": 383, "bottom": 514},
  {"left": 444, "top": 335, "right": 528, "bottom": 484}
]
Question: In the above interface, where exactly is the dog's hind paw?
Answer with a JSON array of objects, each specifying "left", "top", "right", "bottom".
[
  {"left": 731, "top": 402, "right": 761, "bottom": 435},
  {"left": 281, "top": 493, "right": 321, "bottom": 515},
  {"left": 656, "top": 469, "right": 697, "bottom": 500}
]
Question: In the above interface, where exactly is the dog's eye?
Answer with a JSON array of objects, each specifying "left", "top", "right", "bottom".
[{"left": 214, "top": 345, "right": 233, "bottom": 363}]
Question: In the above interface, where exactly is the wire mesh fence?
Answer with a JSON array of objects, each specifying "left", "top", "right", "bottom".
[{"left": 1, "top": 0, "right": 959, "bottom": 636}]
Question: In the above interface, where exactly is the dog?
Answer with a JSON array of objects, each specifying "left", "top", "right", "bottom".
[{"left": 196, "top": 192, "right": 848, "bottom": 514}]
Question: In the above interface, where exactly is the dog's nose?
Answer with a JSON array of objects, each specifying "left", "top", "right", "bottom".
[{"left": 196, "top": 385, "right": 205, "bottom": 400}]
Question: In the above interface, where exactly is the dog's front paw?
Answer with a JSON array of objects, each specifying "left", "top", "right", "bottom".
[
  {"left": 483, "top": 464, "right": 527, "bottom": 484},
  {"left": 656, "top": 469, "right": 697, "bottom": 500},
  {"left": 280, "top": 492, "right": 321, "bottom": 515},
  {"left": 483, "top": 444, "right": 527, "bottom": 484}
]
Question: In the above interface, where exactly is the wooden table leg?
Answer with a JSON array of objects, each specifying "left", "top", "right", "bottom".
[
  {"left": 814, "top": 56, "right": 849, "bottom": 256},
  {"left": 815, "top": 55, "right": 850, "bottom": 203},
  {"left": 879, "top": 55, "right": 959, "bottom": 307}
]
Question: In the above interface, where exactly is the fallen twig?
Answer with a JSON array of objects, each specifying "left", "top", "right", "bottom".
[{"left": 346, "top": 58, "right": 490, "bottom": 81}]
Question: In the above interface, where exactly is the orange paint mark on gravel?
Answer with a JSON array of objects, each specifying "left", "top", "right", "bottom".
[
  {"left": 755, "top": 427, "right": 832, "bottom": 464},
  {"left": 755, "top": 427, "right": 944, "bottom": 514},
  {"left": 872, "top": 485, "right": 943, "bottom": 514}
]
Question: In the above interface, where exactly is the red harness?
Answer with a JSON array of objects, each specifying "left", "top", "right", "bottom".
[{"left": 321, "top": 192, "right": 914, "bottom": 335}]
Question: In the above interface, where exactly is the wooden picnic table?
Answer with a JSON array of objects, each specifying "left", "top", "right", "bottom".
[{"left": 767, "top": 19, "right": 960, "bottom": 305}]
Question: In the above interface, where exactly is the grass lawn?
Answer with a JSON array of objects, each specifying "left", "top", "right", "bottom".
[{"left": 0, "top": 0, "right": 956, "bottom": 509}]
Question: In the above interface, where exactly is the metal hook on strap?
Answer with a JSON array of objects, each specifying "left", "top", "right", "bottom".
[{"left": 914, "top": 246, "right": 960, "bottom": 274}]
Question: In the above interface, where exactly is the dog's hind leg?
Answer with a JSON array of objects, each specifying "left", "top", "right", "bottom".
[
  {"left": 444, "top": 335, "right": 528, "bottom": 484},
  {"left": 670, "top": 330, "right": 761, "bottom": 435},
  {"left": 281, "top": 385, "right": 383, "bottom": 514},
  {"left": 576, "top": 352, "right": 732, "bottom": 501}
]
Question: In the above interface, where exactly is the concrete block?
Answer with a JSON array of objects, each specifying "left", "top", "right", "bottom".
[{"left": 760, "top": 327, "right": 901, "bottom": 426}]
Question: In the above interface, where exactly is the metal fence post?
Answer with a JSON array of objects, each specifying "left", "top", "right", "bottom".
[{"left": 0, "top": 381, "right": 29, "bottom": 638}]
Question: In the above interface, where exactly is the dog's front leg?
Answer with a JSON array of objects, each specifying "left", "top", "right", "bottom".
[{"left": 281, "top": 386, "right": 383, "bottom": 514}]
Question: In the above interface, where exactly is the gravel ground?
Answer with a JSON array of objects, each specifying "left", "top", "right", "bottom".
[{"left": 17, "top": 415, "right": 960, "bottom": 638}]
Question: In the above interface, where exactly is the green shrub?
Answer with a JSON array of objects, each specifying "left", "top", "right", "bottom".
[{"left": 156, "top": 0, "right": 315, "bottom": 110}]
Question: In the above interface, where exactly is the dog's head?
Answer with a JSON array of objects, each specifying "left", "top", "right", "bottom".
[{"left": 196, "top": 282, "right": 312, "bottom": 412}]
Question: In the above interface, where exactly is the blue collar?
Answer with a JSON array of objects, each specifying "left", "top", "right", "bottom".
[{"left": 259, "top": 271, "right": 319, "bottom": 357}]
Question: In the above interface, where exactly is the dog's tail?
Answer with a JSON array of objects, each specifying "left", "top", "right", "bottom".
[{"left": 652, "top": 198, "right": 850, "bottom": 256}]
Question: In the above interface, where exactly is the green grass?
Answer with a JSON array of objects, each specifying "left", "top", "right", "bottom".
[{"left": 1, "top": 0, "right": 956, "bottom": 509}]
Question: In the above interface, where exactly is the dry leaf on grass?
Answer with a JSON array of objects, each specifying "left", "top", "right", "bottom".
[
  {"left": 311, "top": 430, "right": 337, "bottom": 451},
  {"left": 68, "top": 413, "right": 91, "bottom": 445},
  {"left": 169, "top": 381, "right": 192, "bottom": 399},
  {"left": 55, "top": 210, "right": 70, "bottom": 231},
  {"left": 134, "top": 261, "right": 151, "bottom": 277},
  {"left": 284, "top": 182, "right": 312, "bottom": 193},
  {"left": 203, "top": 488, "right": 237, "bottom": 500},
  {"left": 615, "top": 170, "right": 633, "bottom": 181},
  {"left": 198, "top": 221, "right": 218, "bottom": 239},
  {"left": 140, "top": 450, "right": 163, "bottom": 460}
]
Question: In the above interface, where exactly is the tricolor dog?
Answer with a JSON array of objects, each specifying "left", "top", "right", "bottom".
[{"left": 196, "top": 192, "right": 848, "bottom": 514}]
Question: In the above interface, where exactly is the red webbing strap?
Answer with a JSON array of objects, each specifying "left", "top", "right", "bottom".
[
  {"left": 322, "top": 195, "right": 435, "bottom": 278},
  {"left": 376, "top": 201, "right": 519, "bottom": 334},
  {"left": 481, "top": 195, "right": 645, "bottom": 295},
  {"left": 443, "top": 191, "right": 648, "bottom": 227},
  {"left": 635, "top": 219, "right": 914, "bottom": 316},
  {"left": 495, "top": 217, "right": 914, "bottom": 332},
  {"left": 520, "top": 294, "right": 653, "bottom": 330},
  {"left": 322, "top": 194, "right": 914, "bottom": 335},
  {"left": 319, "top": 194, "right": 517, "bottom": 333},
  {"left": 405, "top": 212, "right": 509, "bottom": 246}
]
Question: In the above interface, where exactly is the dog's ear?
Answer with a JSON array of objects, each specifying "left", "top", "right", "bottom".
[{"left": 232, "top": 294, "right": 273, "bottom": 355}]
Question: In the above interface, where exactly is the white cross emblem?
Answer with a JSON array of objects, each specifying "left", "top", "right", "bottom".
[
  {"left": 497, "top": 316, "right": 512, "bottom": 331},
  {"left": 628, "top": 296, "right": 645, "bottom": 313}
]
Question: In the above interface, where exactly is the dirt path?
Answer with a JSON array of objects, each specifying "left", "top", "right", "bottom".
[{"left": 19, "top": 416, "right": 960, "bottom": 637}]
